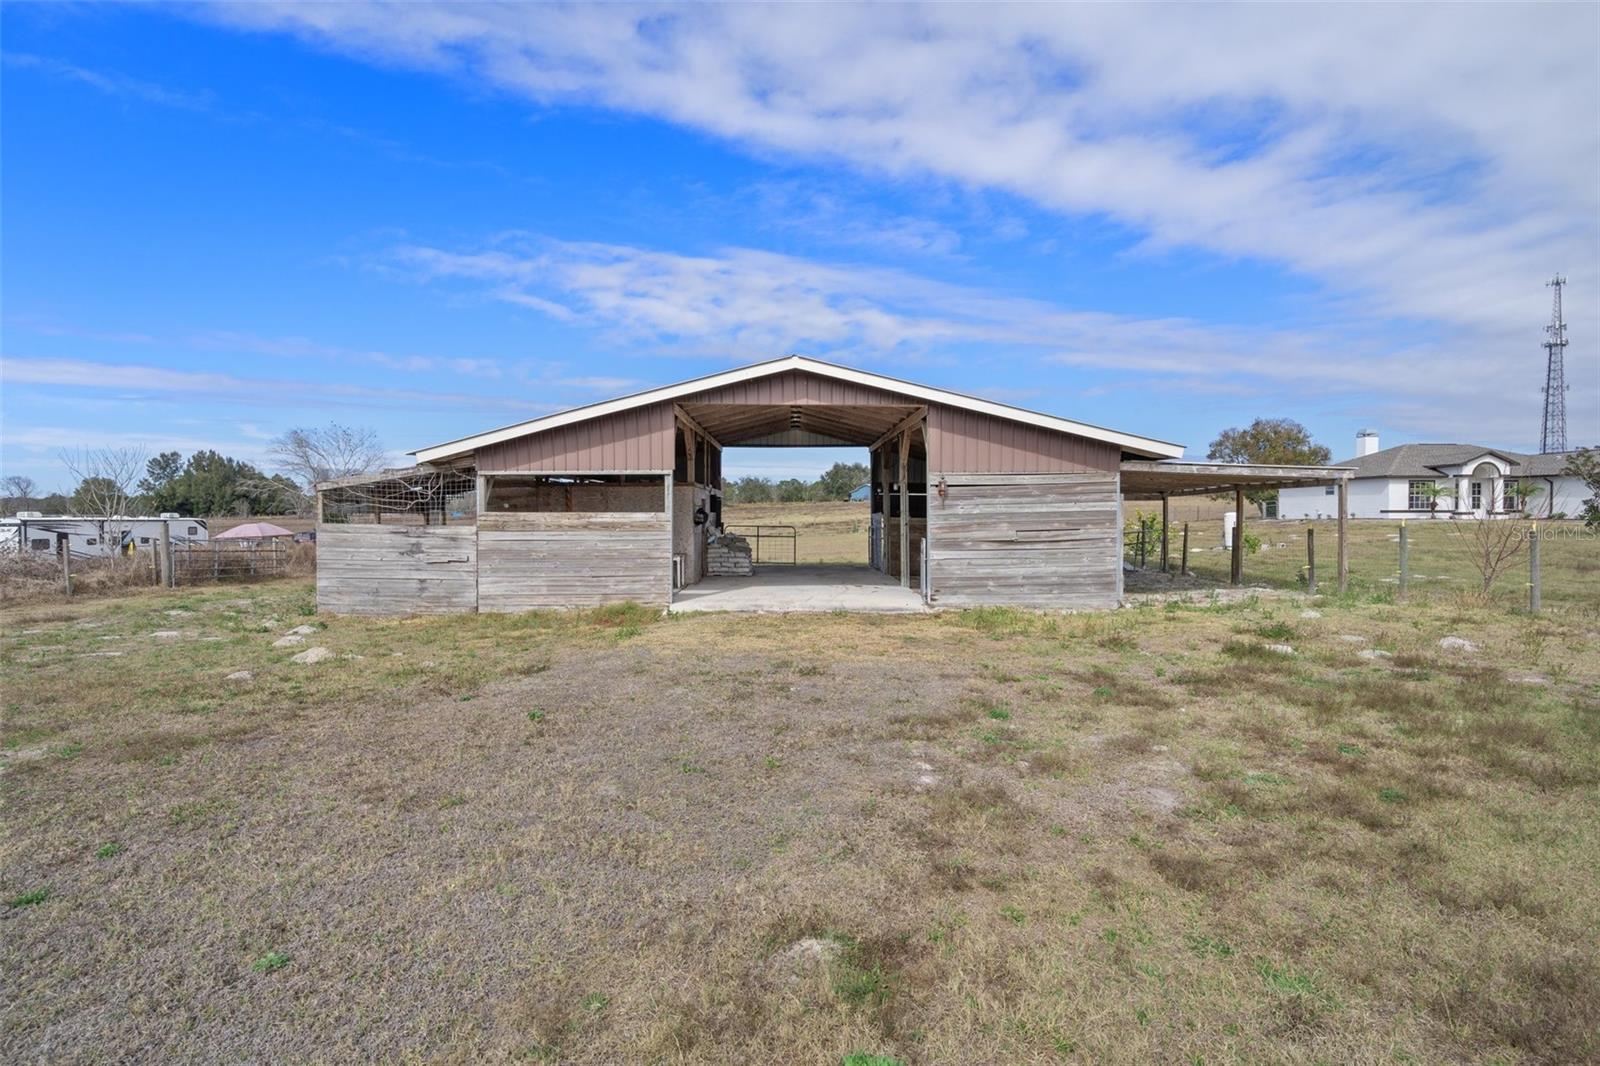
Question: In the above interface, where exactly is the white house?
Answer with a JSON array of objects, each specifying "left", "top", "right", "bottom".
[
  {"left": 0, "top": 513, "right": 209, "bottom": 559},
  {"left": 1279, "top": 432, "right": 1590, "bottom": 520}
]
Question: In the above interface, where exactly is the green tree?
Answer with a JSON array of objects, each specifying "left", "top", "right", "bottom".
[
  {"left": 71, "top": 477, "right": 121, "bottom": 514},
  {"left": 725, "top": 476, "right": 775, "bottom": 503},
  {"left": 814, "top": 461, "right": 870, "bottom": 501},
  {"left": 1563, "top": 447, "right": 1600, "bottom": 527},
  {"left": 775, "top": 478, "right": 810, "bottom": 503},
  {"left": 1208, "top": 418, "right": 1333, "bottom": 514},
  {"left": 139, "top": 451, "right": 183, "bottom": 506}
]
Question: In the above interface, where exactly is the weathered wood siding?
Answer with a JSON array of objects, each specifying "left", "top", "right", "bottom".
[
  {"left": 927, "top": 473, "right": 1120, "bottom": 608},
  {"left": 477, "top": 511, "right": 671, "bottom": 611},
  {"left": 316, "top": 524, "right": 477, "bottom": 616}
]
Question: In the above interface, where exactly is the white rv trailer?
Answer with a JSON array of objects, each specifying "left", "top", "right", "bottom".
[{"left": 0, "top": 513, "right": 209, "bottom": 560}]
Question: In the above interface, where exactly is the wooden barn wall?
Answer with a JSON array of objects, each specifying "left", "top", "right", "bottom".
[
  {"left": 477, "top": 511, "right": 671, "bottom": 611},
  {"left": 316, "top": 525, "right": 477, "bottom": 616},
  {"left": 680, "top": 369, "right": 921, "bottom": 407},
  {"left": 926, "top": 473, "right": 1120, "bottom": 609},
  {"left": 927, "top": 406, "right": 1121, "bottom": 474},
  {"left": 475, "top": 402, "right": 674, "bottom": 473}
]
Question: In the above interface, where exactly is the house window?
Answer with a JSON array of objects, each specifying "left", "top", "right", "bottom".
[
  {"left": 1324, "top": 486, "right": 1336, "bottom": 496},
  {"left": 1503, "top": 485, "right": 1523, "bottom": 511},
  {"left": 1471, "top": 482, "right": 1483, "bottom": 509},
  {"left": 1407, "top": 480, "right": 1433, "bottom": 510}
]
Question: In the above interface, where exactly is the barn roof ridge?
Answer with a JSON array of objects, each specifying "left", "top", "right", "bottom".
[{"left": 412, "top": 354, "right": 1184, "bottom": 464}]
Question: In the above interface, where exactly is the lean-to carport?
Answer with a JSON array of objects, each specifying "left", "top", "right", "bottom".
[{"left": 1120, "top": 460, "right": 1355, "bottom": 591}]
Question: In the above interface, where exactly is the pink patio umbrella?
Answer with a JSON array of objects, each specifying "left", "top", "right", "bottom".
[{"left": 213, "top": 522, "right": 295, "bottom": 540}]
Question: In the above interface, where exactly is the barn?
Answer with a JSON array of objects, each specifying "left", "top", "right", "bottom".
[{"left": 315, "top": 356, "right": 1349, "bottom": 614}]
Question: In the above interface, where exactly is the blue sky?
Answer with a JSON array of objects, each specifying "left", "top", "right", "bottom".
[{"left": 3, "top": 3, "right": 1597, "bottom": 491}]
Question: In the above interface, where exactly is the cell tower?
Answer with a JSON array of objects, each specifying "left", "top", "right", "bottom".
[{"left": 1540, "top": 274, "right": 1568, "bottom": 454}]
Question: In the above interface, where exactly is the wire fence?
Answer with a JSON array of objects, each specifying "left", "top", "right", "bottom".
[
  {"left": 319, "top": 468, "right": 477, "bottom": 525},
  {"left": 1120, "top": 515, "right": 1599, "bottom": 612}
]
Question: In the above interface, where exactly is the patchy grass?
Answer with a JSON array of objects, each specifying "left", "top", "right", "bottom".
[{"left": 2, "top": 576, "right": 1598, "bottom": 1063}]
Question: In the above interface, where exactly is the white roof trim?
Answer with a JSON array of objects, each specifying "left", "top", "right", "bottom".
[{"left": 412, "top": 355, "right": 1185, "bottom": 463}]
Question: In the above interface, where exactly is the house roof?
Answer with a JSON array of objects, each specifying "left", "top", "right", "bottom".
[
  {"left": 412, "top": 355, "right": 1185, "bottom": 464},
  {"left": 1337, "top": 444, "right": 1580, "bottom": 480}
]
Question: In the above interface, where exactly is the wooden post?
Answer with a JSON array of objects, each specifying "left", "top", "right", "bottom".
[
  {"left": 1231, "top": 486, "right": 1244, "bottom": 585},
  {"left": 1137, "top": 524, "right": 1146, "bottom": 569},
  {"left": 1529, "top": 523, "right": 1541, "bottom": 614},
  {"left": 873, "top": 446, "right": 886, "bottom": 572},
  {"left": 60, "top": 536, "right": 72, "bottom": 596},
  {"left": 1397, "top": 521, "right": 1409, "bottom": 599},
  {"left": 1180, "top": 523, "right": 1189, "bottom": 576},
  {"left": 898, "top": 430, "right": 911, "bottom": 588},
  {"left": 1305, "top": 529, "right": 1317, "bottom": 594},
  {"left": 158, "top": 521, "right": 173, "bottom": 589},
  {"left": 1336, "top": 478, "right": 1350, "bottom": 595},
  {"left": 1160, "top": 494, "right": 1170, "bottom": 573}
]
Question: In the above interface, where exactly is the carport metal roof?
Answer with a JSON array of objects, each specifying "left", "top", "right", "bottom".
[{"left": 1120, "top": 460, "right": 1352, "bottom": 500}]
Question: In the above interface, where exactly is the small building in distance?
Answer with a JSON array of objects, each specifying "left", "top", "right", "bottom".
[{"left": 1278, "top": 432, "right": 1589, "bottom": 520}]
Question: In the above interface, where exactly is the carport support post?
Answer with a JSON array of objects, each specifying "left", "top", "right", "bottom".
[
  {"left": 898, "top": 429, "right": 910, "bottom": 588},
  {"left": 1306, "top": 529, "right": 1316, "bottom": 594},
  {"left": 1230, "top": 486, "right": 1244, "bottom": 585},
  {"left": 1159, "top": 493, "right": 1170, "bottom": 572},
  {"left": 1337, "top": 478, "right": 1349, "bottom": 595}
]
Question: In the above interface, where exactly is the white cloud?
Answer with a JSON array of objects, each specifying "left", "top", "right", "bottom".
[
  {"left": 382, "top": 232, "right": 1598, "bottom": 449},
  {"left": 0, "top": 356, "right": 544, "bottom": 412},
  {"left": 202, "top": 2, "right": 1598, "bottom": 341}
]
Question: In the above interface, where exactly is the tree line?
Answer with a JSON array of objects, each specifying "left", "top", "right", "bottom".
[{"left": 723, "top": 462, "right": 870, "bottom": 504}]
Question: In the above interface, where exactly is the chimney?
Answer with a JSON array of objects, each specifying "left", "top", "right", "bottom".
[{"left": 1355, "top": 430, "right": 1380, "bottom": 457}]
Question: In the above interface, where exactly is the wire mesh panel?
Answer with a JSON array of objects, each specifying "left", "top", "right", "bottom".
[
  {"left": 172, "top": 541, "right": 290, "bottom": 583},
  {"left": 319, "top": 469, "right": 477, "bottom": 525}
]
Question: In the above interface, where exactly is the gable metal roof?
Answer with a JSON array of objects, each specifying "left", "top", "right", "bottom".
[{"left": 413, "top": 355, "right": 1184, "bottom": 464}]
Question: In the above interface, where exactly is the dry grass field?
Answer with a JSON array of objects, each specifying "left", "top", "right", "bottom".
[
  {"left": 3, "top": 576, "right": 1598, "bottom": 1063},
  {"left": 724, "top": 501, "right": 872, "bottom": 563}
]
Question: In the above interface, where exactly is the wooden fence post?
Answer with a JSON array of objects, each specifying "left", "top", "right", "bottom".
[
  {"left": 1397, "top": 522, "right": 1409, "bottom": 599},
  {"left": 158, "top": 522, "right": 174, "bottom": 588},
  {"left": 1180, "top": 523, "right": 1189, "bottom": 576},
  {"left": 1160, "top": 494, "right": 1170, "bottom": 572},
  {"left": 60, "top": 537, "right": 72, "bottom": 596},
  {"left": 1529, "top": 523, "right": 1541, "bottom": 614},
  {"left": 1306, "top": 528, "right": 1316, "bottom": 594}
]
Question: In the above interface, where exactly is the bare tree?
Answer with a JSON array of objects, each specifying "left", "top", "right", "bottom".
[
  {"left": 3, "top": 474, "right": 38, "bottom": 506},
  {"left": 1448, "top": 518, "right": 1531, "bottom": 601},
  {"left": 270, "top": 424, "right": 387, "bottom": 492},
  {"left": 59, "top": 446, "right": 149, "bottom": 552}
]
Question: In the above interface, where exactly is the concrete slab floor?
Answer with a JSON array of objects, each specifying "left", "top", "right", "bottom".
[{"left": 669, "top": 564, "right": 927, "bottom": 613}]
